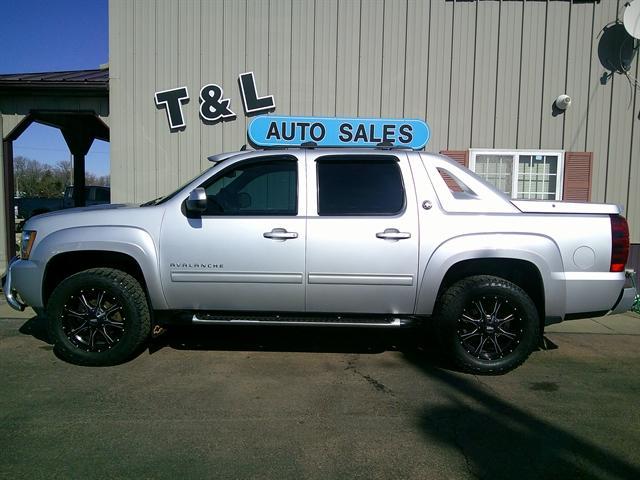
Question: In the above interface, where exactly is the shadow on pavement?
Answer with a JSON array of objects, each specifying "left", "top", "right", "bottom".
[
  {"left": 18, "top": 315, "right": 52, "bottom": 344},
  {"left": 154, "top": 324, "right": 428, "bottom": 356},
  {"left": 403, "top": 350, "right": 640, "bottom": 480}
]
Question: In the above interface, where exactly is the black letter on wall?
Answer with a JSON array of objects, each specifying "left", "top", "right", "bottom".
[
  {"left": 199, "top": 84, "right": 236, "bottom": 123},
  {"left": 238, "top": 72, "right": 276, "bottom": 115},
  {"left": 155, "top": 87, "right": 190, "bottom": 130}
]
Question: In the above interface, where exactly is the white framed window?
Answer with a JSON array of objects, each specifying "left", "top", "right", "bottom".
[{"left": 469, "top": 149, "right": 564, "bottom": 200}]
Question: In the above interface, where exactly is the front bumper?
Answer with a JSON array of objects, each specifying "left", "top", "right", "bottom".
[{"left": 2, "top": 256, "right": 26, "bottom": 311}]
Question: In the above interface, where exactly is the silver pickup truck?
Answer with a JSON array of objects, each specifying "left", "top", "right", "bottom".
[{"left": 3, "top": 148, "right": 635, "bottom": 373}]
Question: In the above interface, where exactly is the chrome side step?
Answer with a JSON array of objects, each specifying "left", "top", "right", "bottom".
[{"left": 192, "top": 314, "right": 404, "bottom": 328}]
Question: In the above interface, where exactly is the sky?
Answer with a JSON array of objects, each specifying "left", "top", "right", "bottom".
[{"left": 1, "top": 0, "right": 109, "bottom": 176}]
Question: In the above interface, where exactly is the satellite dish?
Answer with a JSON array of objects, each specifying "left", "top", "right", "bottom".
[
  {"left": 624, "top": 0, "right": 640, "bottom": 40},
  {"left": 598, "top": 23, "right": 636, "bottom": 73}
]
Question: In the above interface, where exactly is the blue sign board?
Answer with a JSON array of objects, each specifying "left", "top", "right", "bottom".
[{"left": 248, "top": 116, "right": 430, "bottom": 149}]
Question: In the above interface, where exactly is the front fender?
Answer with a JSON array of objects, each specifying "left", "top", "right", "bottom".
[
  {"left": 415, "top": 233, "right": 566, "bottom": 318},
  {"left": 28, "top": 226, "right": 167, "bottom": 309}
]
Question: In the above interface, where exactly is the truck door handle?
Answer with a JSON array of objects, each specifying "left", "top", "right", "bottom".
[
  {"left": 376, "top": 228, "right": 411, "bottom": 240},
  {"left": 263, "top": 228, "right": 298, "bottom": 240}
]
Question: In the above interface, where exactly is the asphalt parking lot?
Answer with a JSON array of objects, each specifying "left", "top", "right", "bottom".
[{"left": 1, "top": 306, "right": 639, "bottom": 480}]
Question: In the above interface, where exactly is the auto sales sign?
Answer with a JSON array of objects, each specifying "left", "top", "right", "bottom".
[{"left": 248, "top": 116, "right": 430, "bottom": 150}]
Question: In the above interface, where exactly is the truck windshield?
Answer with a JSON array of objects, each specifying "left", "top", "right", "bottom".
[{"left": 140, "top": 167, "right": 214, "bottom": 207}]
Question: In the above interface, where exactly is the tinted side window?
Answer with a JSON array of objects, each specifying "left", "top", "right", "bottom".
[
  {"left": 317, "top": 157, "right": 405, "bottom": 215},
  {"left": 202, "top": 158, "right": 297, "bottom": 215}
]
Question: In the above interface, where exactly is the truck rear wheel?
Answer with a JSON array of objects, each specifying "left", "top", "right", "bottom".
[
  {"left": 46, "top": 268, "right": 151, "bottom": 366},
  {"left": 435, "top": 275, "right": 540, "bottom": 374}
]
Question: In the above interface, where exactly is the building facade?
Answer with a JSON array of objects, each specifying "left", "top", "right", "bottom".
[{"left": 108, "top": 0, "right": 637, "bottom": 267}]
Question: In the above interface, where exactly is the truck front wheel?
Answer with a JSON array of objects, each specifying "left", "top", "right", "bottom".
[
  {"left": 46, "top": 268, "right": 151, "bottom": 366},
  {"left": 435, "top": 275, "right": 540, "bottom": 374}
]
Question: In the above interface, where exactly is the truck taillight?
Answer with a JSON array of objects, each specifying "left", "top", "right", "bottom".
[{"left": 610, "top": 215, "right": 629, "bottom": 272}]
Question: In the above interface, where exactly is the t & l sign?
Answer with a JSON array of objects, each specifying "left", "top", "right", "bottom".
[{"left": 154, "top": 72, "right": 275, "bottom": 131}]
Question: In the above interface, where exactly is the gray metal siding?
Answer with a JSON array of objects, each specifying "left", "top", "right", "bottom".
[
  {"left": 222, "top": 0, "right": 246, "bottom": 154},
  {"left": 403, "top": 0, "right": 429, "bottom": 120},
  {"left": 335, "top": 0, "right": 361, "bottom": 116},
  {"left": 290, "top": 0, "right": 315, "bottom": 115},
  {"left": 268, "top": 0, "right": 293, "bottom": 116},
  {"left": 563, "top": 2, "right": 593, "bottom": 152},
  {"left": 494, "top": 0, "right": 523, "bottom": 149},
  {"left": 109, "top": 0, "right": 640, "bottom": 241},
  {"left": 448, "top": 0, "right": 475, "bottom": 148},
  {"left": 471, "top": 0, "right": 499, "bottom": 148},
  {"left": 246, "top": 0, "right": 270, "bottom": 156},
  {"left": 587, "top": 1, "right": 617, "bottom": 205},
  {"left": 540, "top": 0, "right": 569, "bottom": 150},
  {"left": 358, "top": 0, "right": 384, "bottom": 117},
  {"left": 425, "top": 0, "right": 453, "bottom": 153},
  {"left": 517, "top": 0, "right": 546, "bottom": 149},
  {"left": 380, "top": 0, "right": 407, "bottom": 118},
  {"left": 200, "top": 0, "right": 224, "bottom": 174},
  {"left": 313, "top": 0, "right": 338, "bottom": 116},
  {"left": 629, "top": 56, "right": 640, "bottom": 242}
]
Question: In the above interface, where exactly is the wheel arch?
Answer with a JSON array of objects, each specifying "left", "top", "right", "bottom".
[
  {"left": 43, "top": 251, "right": 144, "bottom": 306},
  {"left": 415, "top": 233, "right": 566, "bottom": 322},
  {"left": 35, "top": 227, "right": 168, "bottom": 310},
  {"left": 435, "top": 258, "right": 545, "bottom": 323}
]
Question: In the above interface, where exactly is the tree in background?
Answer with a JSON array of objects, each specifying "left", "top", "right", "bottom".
[
  {"left": 14, "top": 156, "right": 109, "bottom": 198},
  {"left": 86, "top": 172, "right": 110, "bottom": 187}
]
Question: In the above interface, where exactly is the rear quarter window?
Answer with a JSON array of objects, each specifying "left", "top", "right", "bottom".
[{"left": 316, "top": 156, "right": 405, "bottom": 215}]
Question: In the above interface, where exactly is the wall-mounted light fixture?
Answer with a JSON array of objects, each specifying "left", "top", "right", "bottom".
[{"left": 554, "top": 94, "right": 572, "bottom": 111}]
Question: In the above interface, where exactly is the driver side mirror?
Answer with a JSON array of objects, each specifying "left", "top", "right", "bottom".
[{"left": 186, "top": 187, "right": 207, "bottom": 213}]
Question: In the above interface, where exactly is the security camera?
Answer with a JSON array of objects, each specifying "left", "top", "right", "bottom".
[{"left": 554, "top": 94, "right": 572, "bottom": 110}]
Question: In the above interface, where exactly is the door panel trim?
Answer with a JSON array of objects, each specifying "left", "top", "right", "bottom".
[
  {"left": 171, "top": 272, "right": 304, "bottom": 284},
  {"left": 308, "top": 273, "right": 414, "bottom": 286}
]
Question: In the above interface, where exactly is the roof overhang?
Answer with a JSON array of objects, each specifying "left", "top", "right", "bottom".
[{"left": 0, "top": 69, "right": 108, "bottom": 96}]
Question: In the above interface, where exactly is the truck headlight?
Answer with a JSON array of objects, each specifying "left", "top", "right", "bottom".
[{"left": 21, "top": 230, "right": 36, "bottom": 260}]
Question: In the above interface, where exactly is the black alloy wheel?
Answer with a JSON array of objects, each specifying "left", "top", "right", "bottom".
[
  {"left": 457, "top": 295, "right": 523, "bottom": 361},
  {"left": 61, "top": 288, "right": 126, "bottom": 353},
  {"left": 435, "top": 275, "right": 540, "bottom": 374},
  {"left": 47, "top": 268, "right": 151, "bottom": 366}
]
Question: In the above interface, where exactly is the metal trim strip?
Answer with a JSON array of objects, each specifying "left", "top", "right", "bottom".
[
  {"left": 171, "top": 271, "right": 303, "bottom": 284},
  {"left": 308, "top": 273, "right": 414, "bottom": 286}
]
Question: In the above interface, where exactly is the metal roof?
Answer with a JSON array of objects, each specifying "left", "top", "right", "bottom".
[{"left": 0, "top": 69, "right": 108, "bottom": 91}]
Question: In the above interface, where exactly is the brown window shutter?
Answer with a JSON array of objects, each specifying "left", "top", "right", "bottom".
[
  {"left": 563, "top": 152, "right": 593, "bottom": 202},
  {"left": 439, "top": 150, "right": 469, "bottom": 168}
]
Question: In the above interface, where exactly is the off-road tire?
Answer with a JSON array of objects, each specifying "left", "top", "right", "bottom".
[
  {"left": 47, "top": 268, "right": 151, "bottom": 366},
  {"left": 435, "top": 275, "right": 540, "bottom": 375}
]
